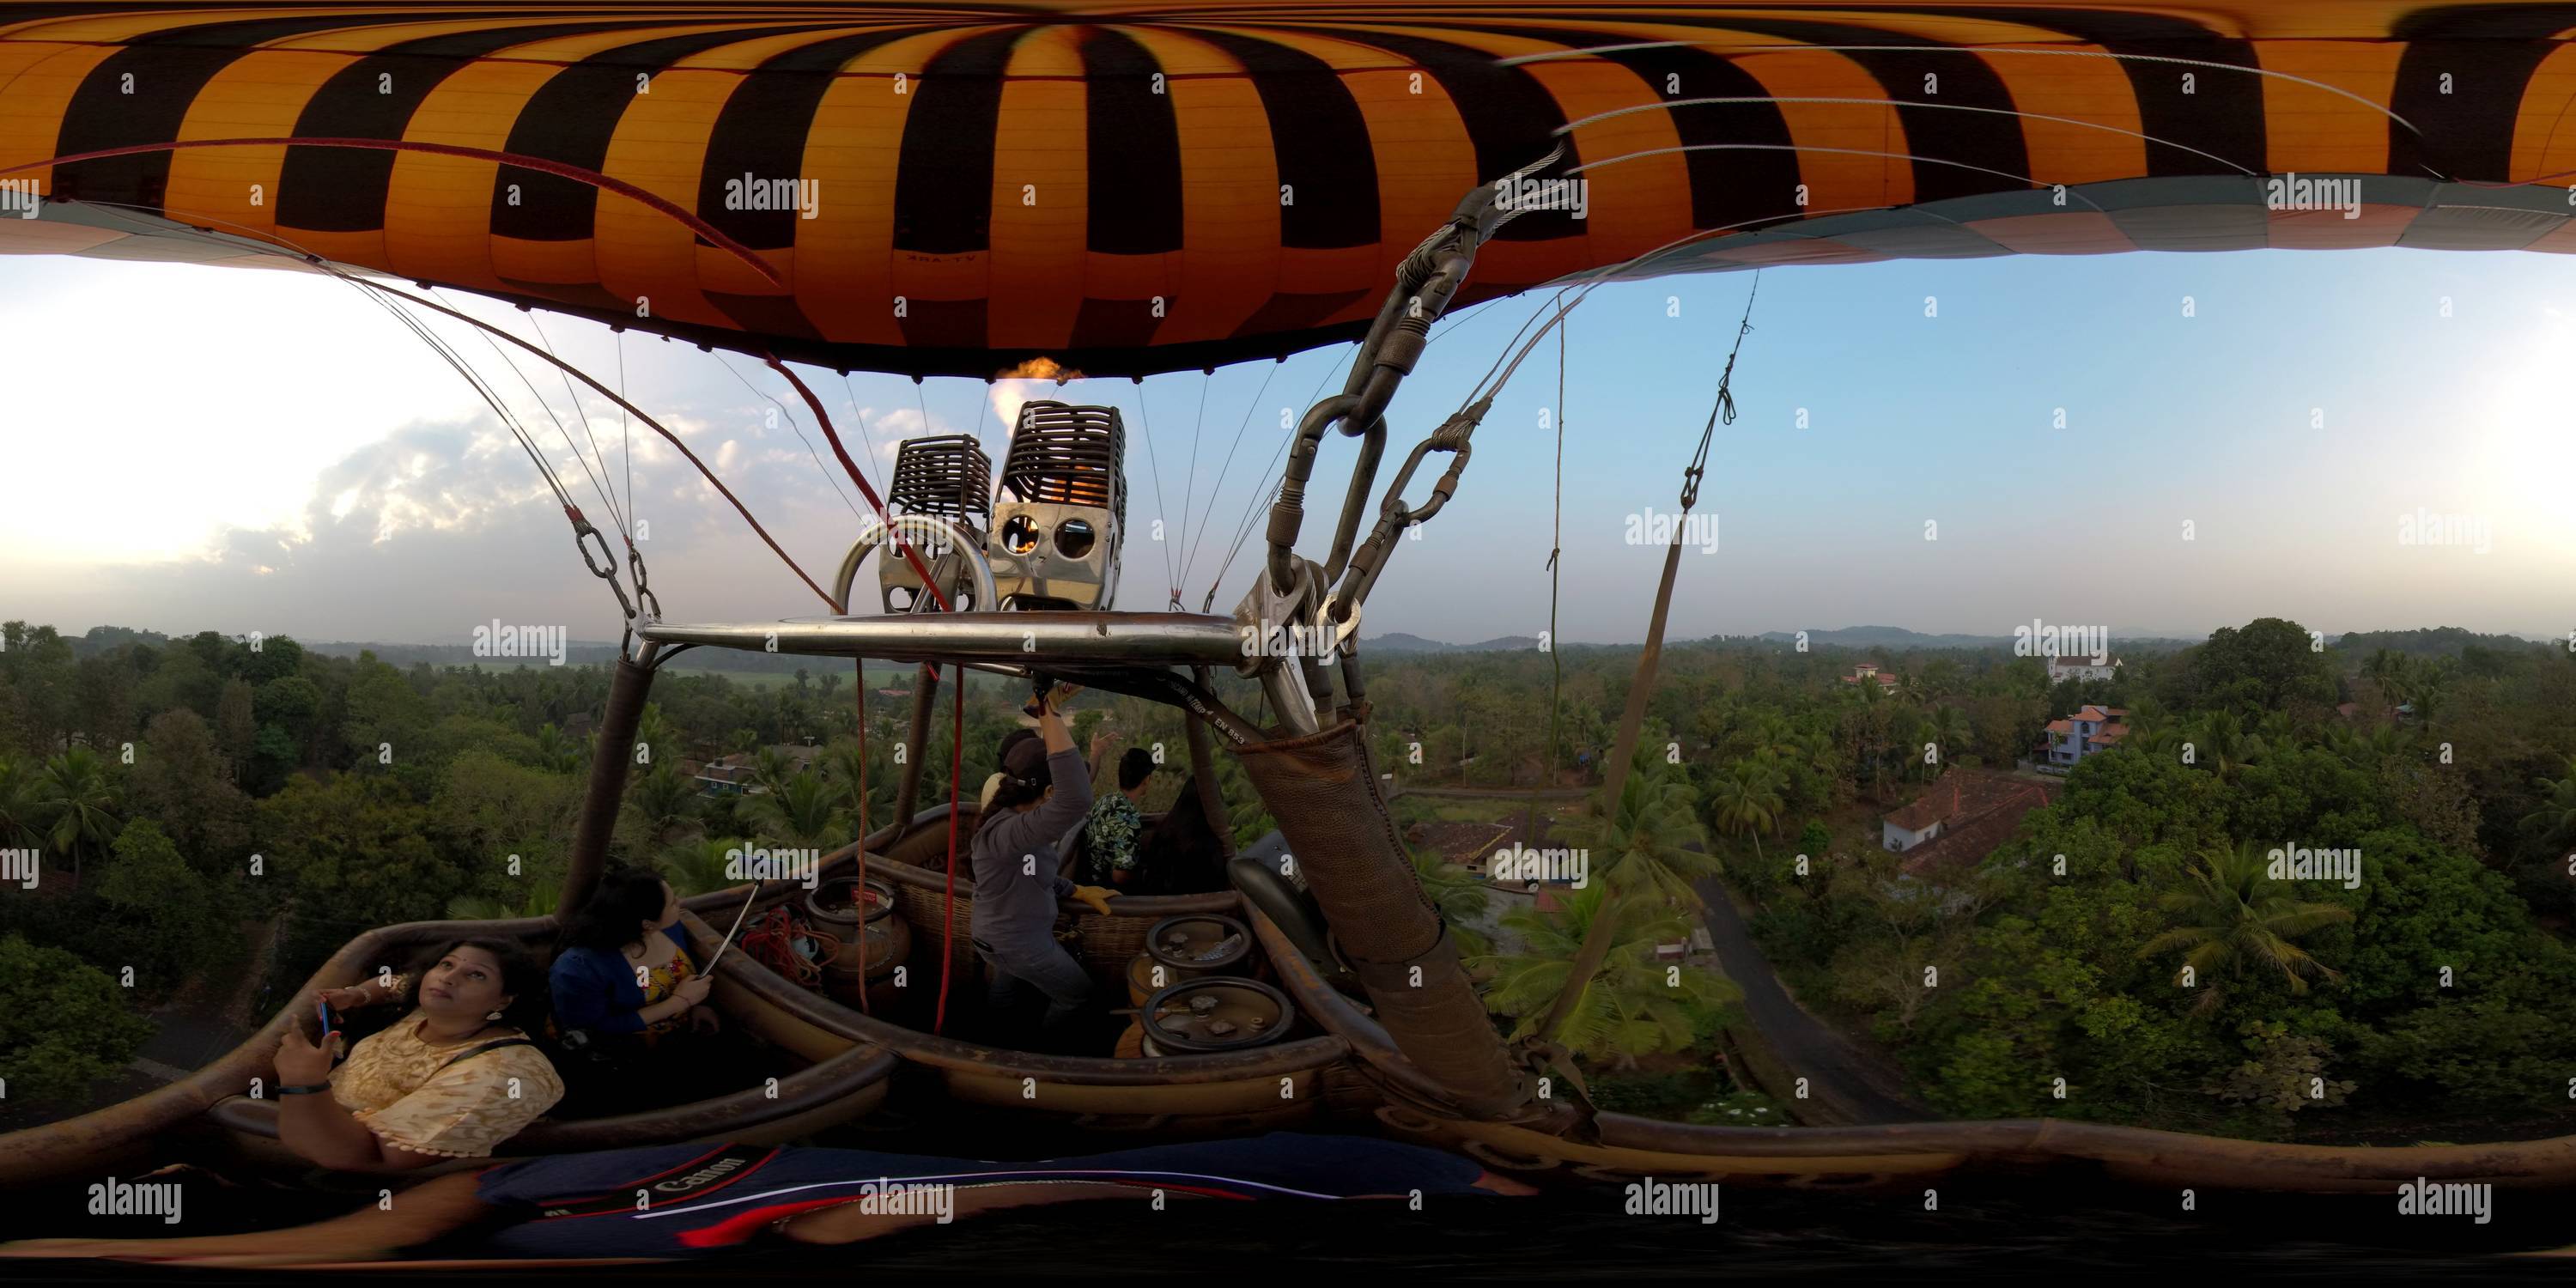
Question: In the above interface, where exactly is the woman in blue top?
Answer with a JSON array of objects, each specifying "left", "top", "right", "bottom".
[
  {"left": 549, "top": 866, "right": 720, "bottom": 1114},
  {"left": 970, "top": 683, "right": 1115, "bottom": 1048}
]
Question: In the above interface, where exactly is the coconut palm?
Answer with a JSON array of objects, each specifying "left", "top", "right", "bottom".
[
  {"left": 1928, "top": 705, "right": 1973, "bottom": 768},
  {"left": 629, "top": 762, "right": 699, "bottom": 846},
  {"left": 1530, "top": 758, "right": 1723, "bottom": 1045},
  {"left": 2520, "top": 755, "right": 2576, "bottom": 846},
  {"left": 0, "top": 756, "right": 44, "bottom": 852},
  {"left": 750, "top": 770, "right": 845, "bottom": 850},
  {"left": 820, "top": 739, "right": 892, "bottom": 835},
  {"left": 750, "top": 746, "right": 799, "bottom": 798},
  {"left": 1706, "top": 756, "right": 1787, "bottom": 864},
  {"left": 632, "top": 703, "right": 681, "bottom": 771},
  {"left": 1472, "top": 883, "right": 1738, "bottom": 1068},
  {"left": 2189, "top": 711, "right": 2264, "bottom": 781},
  {"left": 532, "top": 722, "right": 583, "bottom": 775},
  {"left": 1410, "top": 847, "right": 1493, "bottom": 957},
  {"left": 659, "top": 835, "right": 751, "bottom": 896},
  {"left": 2136, "top": 840, "right": 2353, "bottom": 1011},
  {"left": 37, "top": 747, "right": 118, "bottom": 881}
]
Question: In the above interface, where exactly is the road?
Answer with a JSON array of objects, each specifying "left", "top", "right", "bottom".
[{"left": 1692, "top": 874, "right": 1935, "bottom": 1126}]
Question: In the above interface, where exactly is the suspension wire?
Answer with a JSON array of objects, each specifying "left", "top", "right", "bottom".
[
  {"left": 1135, "top": 377, "right": 1176, "bottom": 603},
  {"left": 618, "top": 329, "right": 634, "bottom": 543},
  {"left": 1200, "top": 299, "right": 1504, "bottom": 610},
  {"left": 1176, "top": 368, "right": 1211, "bottom": 594},
  {"left": 438, "top": 289, "right": 629, "bottom": 540},
  {"left": 1176, "top": 358, "right": 1278, "bottom": 598},
  {"left": 1204, "top": 346, "right": 1349, "bottom": 610},
  {"left": 718, "top": 352, "right": 865, "bottom": 519},
  {"left": 375, "top": 283, "right": 840, "bottom": 608},
  {"left": 55, "top": 198, "right": 823, "bottom": 618},
  {"left": 384, "top": 290, "right": 575, "bottom": 515},
  {"left": 838, "top": 369, "right": 884, "bottom": 484},
  {"left": 934, "top": 673, "right": 965, "bottom": 1036},
  {"left": 528, "top": 311, "right": 625, "bottom": 529},
  {"left": 1545, "top": 307, "right": 1565, "bottom": 788},
  {"left": 769, "top": 357, "right": 954, "bottom": 611}
]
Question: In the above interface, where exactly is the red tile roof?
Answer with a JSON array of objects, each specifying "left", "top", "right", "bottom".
[
  {"left": 1884, "top": 767, "right": 2055, "bottom": 834},
  {"left": 2044, "top": 719, "right": 2074, "bottom": 734},
  {"left": 1894, "top": 772, "right": 2062, "bottom": 877}
]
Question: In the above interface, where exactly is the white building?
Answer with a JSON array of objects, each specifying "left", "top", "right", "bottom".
[{"left": 2046, "top": 655, "right": 2121, "bottom": 684}]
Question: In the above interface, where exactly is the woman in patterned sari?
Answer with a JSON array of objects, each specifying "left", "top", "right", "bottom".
[{"left": 280, "top": 939, "right": 563, "bottom": 1171}]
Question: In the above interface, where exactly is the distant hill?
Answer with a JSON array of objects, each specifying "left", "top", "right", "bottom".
[
  {"left": 2331, "top": 627, "right": 2557, "bottom": 659},
  {"left": 1749, "top": 626, "right": 2202, "bottom": 653},
  {"left": 1364, "top": 633, "right": 1543, "bottom": 653},
  {"left": 1755, "top": 626, "right": 2008, "bottom": 649}
]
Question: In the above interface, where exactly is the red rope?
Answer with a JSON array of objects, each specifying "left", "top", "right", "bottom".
[
  {"left": 763, "top": 355, "right": 951, "bottom": 611},
  {"left": 935, "top": 671, "right": 966, "bottom": 1035},
  {"left": 852, "top": 657, "right": 871, "bottom": 1014},
  {"left": 0, "top": 137, "right": 782, "bottom": 285}
]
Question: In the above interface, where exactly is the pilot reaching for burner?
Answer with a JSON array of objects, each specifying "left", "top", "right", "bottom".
[{"left": 971, "top": 682, "right": 1115, "bottom": 1048}]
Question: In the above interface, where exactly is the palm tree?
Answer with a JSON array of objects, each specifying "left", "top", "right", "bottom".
[
  {"left": 1531, "top": 758, "right": 1722, "bottom": 1045},
  {"left": 2190, "top": 711, "right": 2264, "bottom": 781},
  {"left": 2137, "top": 841, "right": 2353, "bottom": 1011},
  {"left": 36, "top": 747, "right": 118, "bottom": 882},
  {"left": 629, "top": 762, "right": 699, "bottom": 846},
  {"left": 1472, "top": 883, "right": 1739, "bottom": 1068},
  {"left": 750, "top": 746, "right": 799, "bottom": 799},
  {"left": 1929, "top": 705, "right": 1973, "bottom": 769},
  {"left": 659, "top": 835, "right": 750, "bottom": 896},
  {"left": 2521, "top": 755, "right": 2576, "bottom": 847},
  {"left": 2362, "top": 648, "right": 2405, "bottom": 701},
  {"left": 532, "top": 722, "right": 582, "bottom": 775},
  {"left": 0, "top": 757, "right": 45, "bottom": 852},
  {"left": 1410, "top": 847, "right": 1494, "bottom": 957},
  {"left": 633, "top": 703, "right": 680, "bottom": 770},
  {"left": 1706, "top": 756, "right": 1787, "bottom": 863},
  {"left": 820, "top": 739, "right": 890, "bottom": 836},
  {"left": 751, "top": 770, "right": 845, "bottom": 850}
]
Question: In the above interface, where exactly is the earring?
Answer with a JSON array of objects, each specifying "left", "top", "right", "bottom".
[{"left": 485, "top": 1009, "right": 504, "bottom": 1021}]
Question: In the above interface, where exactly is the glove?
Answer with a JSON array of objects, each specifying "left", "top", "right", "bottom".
[{"left": 1071, "top": 885, "right": 1115, "bottom": 917}]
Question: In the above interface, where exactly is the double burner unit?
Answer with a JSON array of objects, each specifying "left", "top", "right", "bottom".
[{"left": 878, "top": 401, "right": 1126, "bottom": 613}]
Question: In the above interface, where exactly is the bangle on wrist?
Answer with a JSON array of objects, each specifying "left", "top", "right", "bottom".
[{"left": 277, "top": 1083, "right": 333, "bottom": 1096}]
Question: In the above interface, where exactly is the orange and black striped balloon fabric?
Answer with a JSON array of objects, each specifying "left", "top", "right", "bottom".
[{"left": 3, "top": 3, "right": 2574, "bottom": 376}]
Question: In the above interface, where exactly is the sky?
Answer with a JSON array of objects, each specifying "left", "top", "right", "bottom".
[{"left": 3, "top": 242, "right": 2574, "bottom": 648}]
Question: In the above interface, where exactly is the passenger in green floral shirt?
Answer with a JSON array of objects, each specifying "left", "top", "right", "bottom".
[{"left": 1080, "top": 748, "right": 1156, "bottom": 888}]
